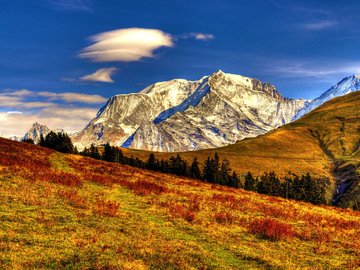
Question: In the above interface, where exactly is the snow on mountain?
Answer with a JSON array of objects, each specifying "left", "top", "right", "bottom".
[
  {"left": 9, "top": 136, "right": 22, "bottom": 142},
  {"left": 73, "top": 70, "right": 305, "bottom": 151},
  {"left": 73, "top": 71, "right": 360, "bottom": 152},
  {"left": 72, "top": 79, "right": 201, "bottom": 149},
  {"left": 293, "top": 74, "right": 360, "bottom": 120},
  {"left": 22, "top": 122, "right": 64, "bottom": 143},
  {"left": 127, "top": 71, "right": 305, "bottom": 151}
]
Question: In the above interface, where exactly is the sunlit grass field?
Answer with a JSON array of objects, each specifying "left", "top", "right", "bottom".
[{"left": 1, "top": 138, "right": 360, "bottom": 269}]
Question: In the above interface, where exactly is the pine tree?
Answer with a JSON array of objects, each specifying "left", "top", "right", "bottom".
[
  {"left": 203, "top": 157, "right": 213, "bottom": 182},
  {"left": 147, "top": 153, "right": 157, "bottom": 170},
  {"left": 190, "top": 157, "right": 201, "bottom": 179},
  {"left": 213, "top": 153, "right": 221, "bottom": 182},
  {"left": 39, "top": 134, "right": 45, "bottom": 146},
  {"left": 244, "top": 171, "right": 256, "bottom": 191},
  {"left": 229, "top": 171, "right": 241, "bottom": 188},
  {"left": 220, "top": 159, "right": 231, "bottom": 185},
  {"left": 89, "top": 143, "right": 101, "bottom": 159},
  {"left": 23, "top": 138, "right": 34, "bottom": 144},
  {"left": 102, "top": 143, "right": 115, "bottom": 162}
]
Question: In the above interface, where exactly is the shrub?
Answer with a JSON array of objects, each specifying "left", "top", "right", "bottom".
[
  {"left": 168, "top": 204, "right": 196, "bottom": 222},
  {"left": 58, "top": 190, "right": 87, "bottom": 208},
  {"left": 93, "top": 199, "right": 120, "bottom": 217},
  {"left": 248, "top": 218, "right": 296, "bottom": 241},
  {"left": 215, "top": 211, "right": 234, "bottom": 225},
  {"left": 126, "top": 180, "right": 167, "bottom": 196}
]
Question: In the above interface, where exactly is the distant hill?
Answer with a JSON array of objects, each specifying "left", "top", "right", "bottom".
[
  {"left": 0, "top": 137, "right": 359, "bottom": 269},
  {"left": 125, "top": 91, "right": 360, "bottom": 209}
]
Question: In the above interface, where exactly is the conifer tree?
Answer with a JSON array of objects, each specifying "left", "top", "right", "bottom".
[
  {"left": 89, "top": 143, "right": 101, "bottom": 159},
  {"left": 190, "top": 157, "right": 201, "bottom": 179},
  {"left": 102, "top": 143, "right": 115, "bottom": 162},
  {"left": 244, "top": 171, "right": 256, "bottom": 191},
  {"left": 147, "top": 153, "right": 157, "bottom": 170}
]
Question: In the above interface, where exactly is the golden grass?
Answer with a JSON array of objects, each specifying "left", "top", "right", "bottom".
[
  {"left": 125, "top": 92, "right": 360, "bottom": 178},
  {"left": 1, "top": 138, "right": 360, "bottom": 269}
]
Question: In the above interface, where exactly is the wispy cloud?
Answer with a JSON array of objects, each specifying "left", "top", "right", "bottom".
[
  {"left": 80, "top": 67, "right": 118, "bottom": 83},
  {"left": 180, "top": 33, "right": 215, "bottom": 41},
  {"left": 0, "top": 89, "right": 106, "bottom": 137},
  {"left": 261, "top": 59, "right": 360, "bottom": 80},
  {"left": 78, "top": 28, "right": 173, "bottom": 62},
  {"left": 0, "top": 106, "right": 99, "bottom": 137},
  {"left": 270, "top": 0, "right": 331, "bottom": 16},
  {"left": 301, "top": 20, "right": 338, "bottom": 31},
  {"left": 49, "top": 0, "right": 95, "bottom": 12},
  {"left": 37, "top": 91, "right": 107, "bottom": 103}
]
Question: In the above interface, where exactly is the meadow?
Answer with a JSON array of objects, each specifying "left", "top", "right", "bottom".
[
  {"left": 1, "top": 138, "right": 360, "bottom": 269},
  {"left": 124, "top": 91, "right": 360, "bottom": 208}
]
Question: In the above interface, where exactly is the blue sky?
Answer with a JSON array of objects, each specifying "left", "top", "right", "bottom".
[{"left": 1, "top": 0, "right": 360, "bottom": 136}]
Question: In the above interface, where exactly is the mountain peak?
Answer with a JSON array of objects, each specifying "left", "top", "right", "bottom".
[{"left": 293, "top": 74, "right": 360, "bottom": 120}]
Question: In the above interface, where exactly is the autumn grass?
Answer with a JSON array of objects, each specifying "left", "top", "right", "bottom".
[
  {"left": 1, "top": 138, "right": 360, "bottom": 269},
  {"left": 125, "top": 92, "right": 360, "bottom": 178}
]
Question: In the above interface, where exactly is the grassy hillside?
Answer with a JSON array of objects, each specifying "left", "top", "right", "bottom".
[
  {"left": 1, "top": 138, "right": 360, "bottom": 269},
  {"left": 124, "top": 92, "right": 360, "bottom": 208}
]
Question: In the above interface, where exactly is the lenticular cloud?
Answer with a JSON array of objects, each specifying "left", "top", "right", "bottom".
[{"left": 78, "top": 28, "right": 174, "bottom": 62}]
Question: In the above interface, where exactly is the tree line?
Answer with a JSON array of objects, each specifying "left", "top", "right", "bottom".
[
  {"left": 80, "top": 143, "right": 329, "bottom": 205},
  {"left": 24, "top": 131, "right": 76, "bottom": 154},
  {"left": 26, "top": 137, "right": 330, "bottom": 206}
]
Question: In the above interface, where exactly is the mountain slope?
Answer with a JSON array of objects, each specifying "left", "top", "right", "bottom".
[
  {"left": 72, "top": 79, "right": 201, "bottom": 149},
  {"left": 0, "top": 138, "right": 359, "bottom": 269},
  {"left": 125, "top": 91, "right": 360, "bottom": 209},
  {"left": 22, "top": 122, "right": 51, "bottom": 143},
  {"left": 294, "top": 74, "right": 360, "bottom": 120},
  {"left": 74, "top": 71, "right": 305, "bottom": 151}
]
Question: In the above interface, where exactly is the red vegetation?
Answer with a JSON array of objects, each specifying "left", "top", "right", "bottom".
[
  {"left": 248, "top": 218, "right": 296, "bottom": 241},
  {"left": 167, "top": 203, "right": 196, "bottom": 222},
  {"left": 93, "top": 199, "right": 120, "bottom": 217},
  {"left": 58, "top": 190, "right": 87, "bottom": 208},
  {"left": 126, "top": 180, "right": 167, "bottom": 196},
  {"left": 215, "top": 212, "right": 234, "bottom": 225}
]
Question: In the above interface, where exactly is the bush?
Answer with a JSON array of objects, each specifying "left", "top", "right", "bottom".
[
  {"left": 93, "top": 199, "right": 120, "bottom": 217},
  {"left": 248, "top": 218, "right": 296, "bottom": 241}
]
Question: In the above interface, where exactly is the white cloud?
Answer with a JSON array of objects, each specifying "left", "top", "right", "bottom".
[
  {"left": 180, "top": 32, "right": 215, "bottom": 41},
  {"left": 78, "top": 28, "right": 174, "bottom": 62},
  {"left": 80, "top": 67, "right": 118, "bottom": 83},
  {"left": 49, "top": 0, "right": 94, "bottom": 12},
  {"left": 37, "top": 91, "right": 107, "bottom": 103},
  {"left": 301, "top": 20, "right": 338, "bottom": 31},
  {"left": 0, "top": 89, "right": 106, "bottom": 105},
  {"left": 0, "top": 89, "right": 107, "bottom": 137},
  {"left": 263, "top": 59, "right": 360, "bottom": 79},
  {"left": 193, "top": 33, "right": 215, "bottom": 41},
  {"left": 0, "top": 106, "right": 99, "bottom": 137}
]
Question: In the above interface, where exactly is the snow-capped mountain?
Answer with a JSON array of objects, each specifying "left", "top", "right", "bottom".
[
  {"left": 9, "top": 136, "right": 22, "bottom": 142},
  {"left": 293, "top": 74, "right": 360, "bottom": 120},
  {"left": 73, "top": 70, "right": 306, "bottom": 151},
  {"left": 22, "top": 122, "right": 63, "bottom": 144}
]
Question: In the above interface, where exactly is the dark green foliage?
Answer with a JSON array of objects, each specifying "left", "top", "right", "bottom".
[
  {"left": 39, "top": 134, "right": 45, "bottom": 146},
  {"left": 23, "top": 138, "right": 34, "bottom": 144},
  {"left": 77, "top": 143, "right": 329, "bottom": 207},
  {"left": 89, "top": 144, "right": 101, "bottom": 160},
  {"left": 102, "top": 143, "right": 115, "bottom": 162},
  {"left": 244, "top": 172, "right": 256, "bottom": 191},
  {"left": 42, "top": 131, "right": 74, "bottom": 153},
  {"left": 190, "top": 157, "right": 201, "bottom": 179},
  {"left": 147, "top": 153, "right": 157, "bottom": 170}
]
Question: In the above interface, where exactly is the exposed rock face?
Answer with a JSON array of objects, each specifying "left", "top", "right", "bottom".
[
  {"left": 22, "top": 122, "right": 64, "bottom": 143},
  {"left": 73, "top": 71, "right": 306, "bottom": 151}
]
